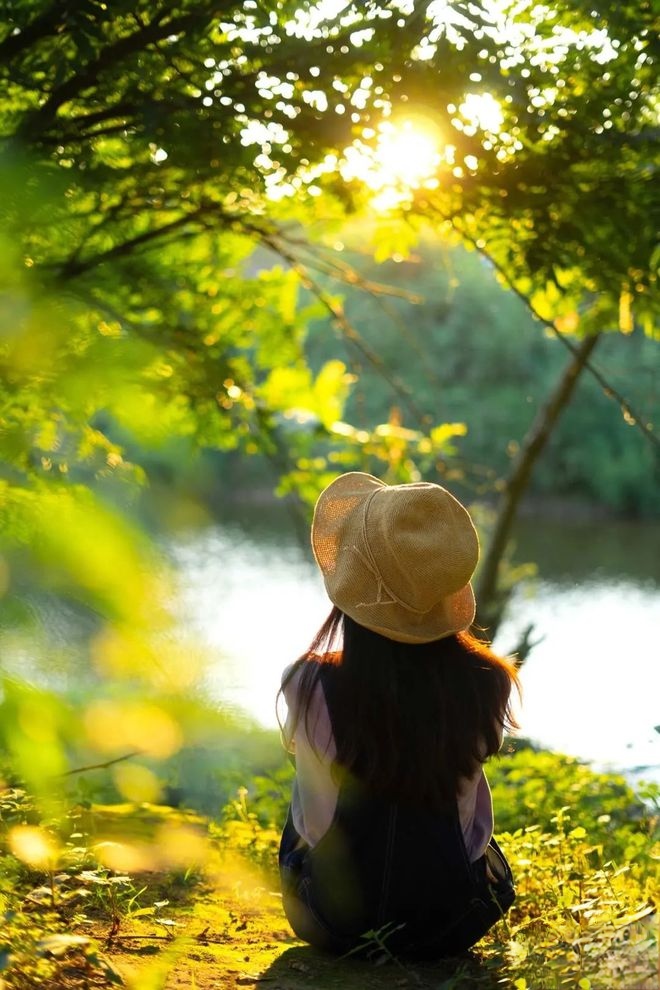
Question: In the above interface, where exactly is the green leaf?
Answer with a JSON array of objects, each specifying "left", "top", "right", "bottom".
[{"left": 313, "top": 360, "right": 351, "bottom": 428}]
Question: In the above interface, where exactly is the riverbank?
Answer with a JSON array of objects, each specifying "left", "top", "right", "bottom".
[{"left": 1, "top": 747, "right": 657, "bottom": 989}]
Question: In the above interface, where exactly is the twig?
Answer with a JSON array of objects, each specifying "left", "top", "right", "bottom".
[
  {"left": 61, "top": 751, "right": 142, "bottom": 777},
  {"left": 277, "top": 237, "right": 424, "bottom": 303},
  {"left": 255, "top": 231, "right": 432, "bottom": 430},
  {"left": 53, "top": 207, "right": 212, "bottom": 279}
]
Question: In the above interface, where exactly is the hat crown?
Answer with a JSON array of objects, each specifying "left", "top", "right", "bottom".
[{"left": 364, "top": 483, "right": 479, "bottom": 613}]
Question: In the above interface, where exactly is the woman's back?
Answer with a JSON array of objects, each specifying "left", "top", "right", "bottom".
[
  {"left": 283, "top": 610, "right": 517, "bottom": 811},
  {"left": 280, "top": 628, "right": 518, "bottom": 956}
]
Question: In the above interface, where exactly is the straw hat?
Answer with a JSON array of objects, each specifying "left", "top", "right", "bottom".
[{"left": 311, "top": 472, "right": 480, "bottom": 644}]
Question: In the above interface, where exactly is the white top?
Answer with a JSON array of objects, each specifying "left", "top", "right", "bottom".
[{"left": 281, "top": 664, "right": 497, "bottom": 861}]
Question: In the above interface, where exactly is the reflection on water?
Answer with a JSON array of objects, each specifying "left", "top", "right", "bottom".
[
  {"left": 512, "top": 515, "right": 660, "bottom": 586},
  {"left": 170, "top": 521, "right": 326, "bottom": 727},
  {"left": 496, "top": 580, "right": 660, "bottom": 775},
  {"left": 170, "top": 505, "right": 660, "bottom": 779}
]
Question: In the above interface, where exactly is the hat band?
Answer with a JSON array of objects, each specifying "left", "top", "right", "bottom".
[{"left": 351, "top": 491, "right": 433, "bottom": 617}]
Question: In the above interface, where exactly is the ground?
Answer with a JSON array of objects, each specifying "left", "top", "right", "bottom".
[
  {"left": 3, "top": 800, "right": 656, "bottom": 990},
  {"left": 94, "top": 856, "right": 657, "bottom": 990},
  {"left": 66, "top": 833, "right": 515, "bottom": 990},
  {"left": 98, "top": 855, "right": 499, "bottom": 990}
]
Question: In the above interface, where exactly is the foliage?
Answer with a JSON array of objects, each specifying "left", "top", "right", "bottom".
[
  {"left": 304, "top": 240, "right": 660, "bottom": 515},
  {"left": 213, "top": 784, "right": 281, "bottom": 880},
  {"left": 1, "top": 0, "right": 657, "bottom": 525},
  {"left": 0, "top": 785, "right": 124, "bottom": 987},
  {"left": 493, "top": 814, "right": 657, "bottom": 990},
  {"left": 489, "top": 744, "right": 654, "bottom": 858},
  {"left": 0, "top": 780, "right": 210, "bottom": 987},
  {"left": 1, "top": 0, "right": 656, "bottom": 320},
  {"left": 221, "top": 749, "right": 659, "bottom": 989}
]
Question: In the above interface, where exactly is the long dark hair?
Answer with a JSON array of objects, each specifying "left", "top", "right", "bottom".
[{"left": 280, "top": 606, "right": 520, "bottom": 809}]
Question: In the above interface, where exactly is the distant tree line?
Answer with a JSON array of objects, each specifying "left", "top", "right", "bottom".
[
  {"left": 199, "top": 239, "right": 657, "bottom": 520},
  {"left": 306, "top": 242, "right": 659, "bottom": 517}
]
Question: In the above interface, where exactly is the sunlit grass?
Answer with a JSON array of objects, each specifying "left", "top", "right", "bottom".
[{"left": 3, "top": 746, "right": 655, "bottom": 987}]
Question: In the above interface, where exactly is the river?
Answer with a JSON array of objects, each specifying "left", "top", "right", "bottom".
[{"left": 170, "top": 507, "right": 660, "bottom": 782}]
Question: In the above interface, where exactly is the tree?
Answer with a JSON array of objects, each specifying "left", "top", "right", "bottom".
[
  {"left": 3, "top": 0, "right": 656, "bottom": 438},
  {"left": 2, "top": 0, "right": 656, "bottom": 442}
]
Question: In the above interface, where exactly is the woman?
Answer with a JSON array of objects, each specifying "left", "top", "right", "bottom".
[{"left": 278, "top": 472, "right": 519, "bottom": 958}]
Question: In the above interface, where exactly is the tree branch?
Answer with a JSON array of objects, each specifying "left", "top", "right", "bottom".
[
  {"left": 52, "top": 207, "right": 212, "bottom": 279},
  {"left": 0, "top": 2, "right": 66, "bottom": 61},
  {"left": 457, "top": 228, "right": 660, "bottom": 454},
  {"left": 61, "top": 751, "right": 141, "bottom": 777},
  {"left": 49, "top": 100, "right": 137, "bottom": 135},
  {"left": 15, "top": 8, "right": 207, "bottom": 140},
  {"left": 281, "top": 238, "right": 424, "bottom": 303},
  {"left": 475, "top": 331, "right": 602, "bottom": 632}
]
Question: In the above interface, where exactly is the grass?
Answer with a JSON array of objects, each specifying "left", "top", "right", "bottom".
[{"left": 0, "top": 748, "right": 658, "bottom": 989}]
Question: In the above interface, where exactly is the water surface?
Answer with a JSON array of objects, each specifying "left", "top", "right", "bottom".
[{"left": 170, "top": 508, "right": 660, "bottom": 779}]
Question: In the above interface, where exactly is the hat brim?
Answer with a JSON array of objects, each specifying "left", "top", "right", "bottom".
[{"left": 344, "top": 582, "right": 476, "bottom": 643}]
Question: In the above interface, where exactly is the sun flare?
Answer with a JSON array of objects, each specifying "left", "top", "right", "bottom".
[
  {"left": 371, "top": 120, "right": 442, "bottom": 187},
  {"left": 340, "top": 118, "right": 444, "bottom": 209},
  {"left": 340, "top": 95, "right": 504, "bottom": 211}
]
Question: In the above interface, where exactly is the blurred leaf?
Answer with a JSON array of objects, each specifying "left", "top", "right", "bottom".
[{"left": 37, "top": 934, "right": 90, "bottom": 958}]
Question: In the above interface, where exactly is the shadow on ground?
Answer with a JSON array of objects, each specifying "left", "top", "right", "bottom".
[{"left": 258, "top": 942, "right": 507, "bottom": 990}]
